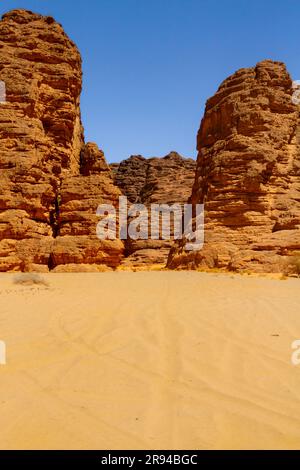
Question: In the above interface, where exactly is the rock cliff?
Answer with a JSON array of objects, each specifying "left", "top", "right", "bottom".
[
  {"left": 111, "top": 152, "right": 196, "bottom": 267},
  {"left": 167, "top": 60, "right": 300, "bottom": 273},
  {"left": 0, "top": 9, "right": 124, "bottom": 272},
  {"left": 1, "top": 13, "right": 299, "bottom": 274}
]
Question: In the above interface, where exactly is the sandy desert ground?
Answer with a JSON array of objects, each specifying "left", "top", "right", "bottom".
[{"left": 0, "top": 271, "right": 300, "bottom": 450}]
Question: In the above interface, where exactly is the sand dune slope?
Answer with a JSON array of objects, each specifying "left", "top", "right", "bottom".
[{"left": 0, "top": 272, "right": 300, "bottom": 449}]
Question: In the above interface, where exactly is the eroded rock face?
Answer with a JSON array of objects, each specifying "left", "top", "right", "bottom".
[
  {"left": 0, "top": 9, "right": 124, "bottom": 271},
  {"left": 167, "top": 60, "right": 300, "bottom": 273},
  {"left": 111, "top": 152, "right": 196, "bottom": 267}
]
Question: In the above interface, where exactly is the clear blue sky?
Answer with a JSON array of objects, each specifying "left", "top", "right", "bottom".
[{"left": 1, "top": 0, "right": 300, "bottom": 162}]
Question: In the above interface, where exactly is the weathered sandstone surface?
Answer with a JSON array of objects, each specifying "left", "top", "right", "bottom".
[
  {"left": 168, "top": 60, "right": 300, "bottom": 273},
  {"left": 1, "top": 12, "right": 299, "bottom": 274},
  {"left": 111, "top": 152, "right": 196, "bottom": 267},
  {"left": 0, "top": 10, "right": 124, "bottom": 272}
]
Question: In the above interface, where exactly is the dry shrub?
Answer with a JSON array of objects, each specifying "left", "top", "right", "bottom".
[{"left": 13, "top": 273, "right": 49, "bottom": 287}]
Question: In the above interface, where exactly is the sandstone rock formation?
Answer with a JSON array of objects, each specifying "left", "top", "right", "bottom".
[
  {"left": 2, "top": 13, "right": 298, "bottom": 274},
  {"left": 167, "top": 60, "right": 300, "bottom": 273},
  {"left": 0, "top": 9, "right": 124, "bottom": 272},
  {"left": 111, "top": 152, "right": 196, "bottom": 267}
]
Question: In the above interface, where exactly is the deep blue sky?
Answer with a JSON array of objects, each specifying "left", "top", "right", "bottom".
[{"left": 1, "top": 0, "right": 300, "bottom": 162}]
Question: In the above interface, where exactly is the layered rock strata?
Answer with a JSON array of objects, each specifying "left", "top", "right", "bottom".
[
  {"left": 0, "top": 9, "right": 124, "bottom": 272},
  {"left": 168, "top": 60, "right": 300, "bottom": 273},
  {"left": 111, "top": 152, "right": 196, "bottom": 267}
]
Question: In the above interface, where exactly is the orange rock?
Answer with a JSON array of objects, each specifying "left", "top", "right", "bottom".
[
  {"left": 168, "top": 60, "right": 300, "bottom": 273},
  {"left": 0, "top": 10, "right": 124, "bottom": 271}
]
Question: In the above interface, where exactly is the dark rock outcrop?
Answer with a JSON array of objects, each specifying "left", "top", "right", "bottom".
[{"left": 111, "top": 152, "right": 196, "bottom": 267}]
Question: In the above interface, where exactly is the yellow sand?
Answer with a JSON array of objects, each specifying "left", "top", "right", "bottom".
[{"left": 0, "top": 271, "right": 300, "bottom": 450}]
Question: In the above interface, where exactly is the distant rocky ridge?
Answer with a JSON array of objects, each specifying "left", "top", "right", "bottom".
[
  {"left": 0, "top": 9, "right": 123, "bottom": 272},
  {"left": 168, "top": 60, "right": 300, "bottom": 273},
  {"left": 111, "top": 152, "right": 196, "bottom": 267}
]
